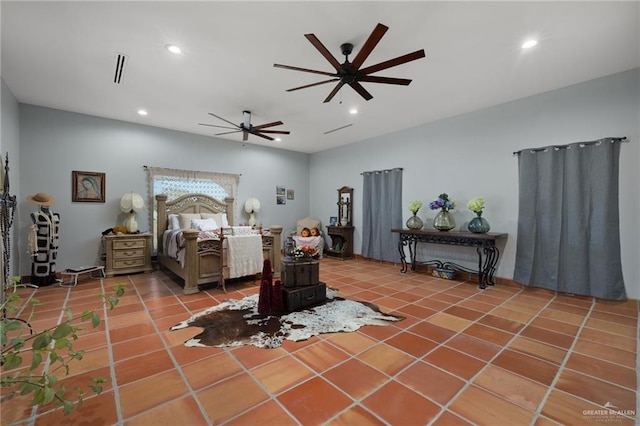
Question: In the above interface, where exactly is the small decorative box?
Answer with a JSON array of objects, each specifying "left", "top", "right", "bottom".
[{"left": 432, "top": 268, "right": 455, "bottom": 280}]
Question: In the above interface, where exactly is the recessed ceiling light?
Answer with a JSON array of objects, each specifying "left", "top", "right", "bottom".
[
  {"left": 165, "top": 44, "right": 182, "bottom": 54},
  {"left": 522, "top": 40, "right": 538, "bottom": 49},
  {"left": 275, "top": 138, "right": 282, "bottom": 142},
  {"left": 137, "top": 109, "right": 148, "bottom": 116},
  {"left": 349, "top": 108, "right": 358, "bottom": 115}
]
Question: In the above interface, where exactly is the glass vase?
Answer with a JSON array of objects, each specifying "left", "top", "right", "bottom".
[
  {"left": 433, "top": 209, "right": 455, "bottom": 231},
  {"left": 406, "top": 212, "right": 423, "bottom": 230},
  {"left": 467, "top": 212, "right": 490, "bottom": 233}
]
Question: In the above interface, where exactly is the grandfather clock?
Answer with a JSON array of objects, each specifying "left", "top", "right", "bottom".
[{"left": 326, "top": 186, "right": 354, "bottom": 260}]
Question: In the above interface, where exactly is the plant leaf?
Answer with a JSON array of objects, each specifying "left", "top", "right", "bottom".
[
  {"left": 2, "top": 352, "right": 23, "bottom": 370},
  {"left": 91, "top": 313, "right": 100, "bottom": 328},
  {"left": 30, "top": 352, "right": 43, "bottom": 370},
  {"left": 63, "top": 400, "right": 74, "bottom": 415},
  {"left": 32, "top": 333, "right": 52, "bottom": 350},
  {"left": 52, "top": 322, "right": 73, "bottom": 339}
]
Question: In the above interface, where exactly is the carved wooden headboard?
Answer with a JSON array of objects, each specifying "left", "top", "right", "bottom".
[{"left": 155, "top": 193, "right": 235, "bottom": 251}]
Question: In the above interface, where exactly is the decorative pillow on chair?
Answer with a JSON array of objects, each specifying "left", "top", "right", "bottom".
[
  {"left": 310, "top": 227, "right": 320, "bottom": 237},
  {"left": 300, "top": 227, "right": 311, "bottom": 237}
]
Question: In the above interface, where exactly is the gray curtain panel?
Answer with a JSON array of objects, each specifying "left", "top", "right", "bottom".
[
  {"left": 362, "top": 168, "right": 403, "bottom": 262},
  {"left": 514, "top": 138, "right": 626, "bottom": 300}
]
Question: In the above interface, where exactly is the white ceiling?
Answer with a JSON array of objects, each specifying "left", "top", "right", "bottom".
[{"left": 2, "top": 1, "right": 638, "bottom": 154}]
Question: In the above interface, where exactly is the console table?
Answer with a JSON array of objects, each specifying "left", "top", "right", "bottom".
[{"left": 391, "top": 229, "right": 507, "bottom": 289}]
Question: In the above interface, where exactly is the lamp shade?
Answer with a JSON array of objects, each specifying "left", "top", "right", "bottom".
[
  {"left": 244, "top": 197, "right": 261, "bottom": 214},
  {"left": 120, "top": 192, "right": 144, "bottom": 214}
]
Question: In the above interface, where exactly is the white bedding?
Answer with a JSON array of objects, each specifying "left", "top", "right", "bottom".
[
  {"left": 226, "top": 234, "right": 263, "bottom": 278},
  {"left": 162, "top": 230, "right": 263, "bottom": 278}
]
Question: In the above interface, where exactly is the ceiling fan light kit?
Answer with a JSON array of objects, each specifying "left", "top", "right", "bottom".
[{"left": 274, "top": 23, "right": 426, "bottom": 103}]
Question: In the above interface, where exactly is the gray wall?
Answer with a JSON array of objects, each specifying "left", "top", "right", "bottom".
[
  {"left": 1, "top": 78, "right": 22, "bottom": 278},
  {"left": 310, "top": 68, "right": 639, "bottom": 299},
  {"left": 6, "top": 68, "right": 639, "bottom": 299},
  {"left": 17, "top": 105, "right": 310, "bottom": 275}
]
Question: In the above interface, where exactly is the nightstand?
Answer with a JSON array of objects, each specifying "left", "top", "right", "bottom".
[{"left": 103, "top": 233, "right": 153, "bottom": 277}]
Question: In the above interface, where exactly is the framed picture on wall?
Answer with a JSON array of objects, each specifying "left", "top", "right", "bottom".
[
  {"left": 72, "top": 170, "right": 105, "bottom": 202},
  {"left": 276, "top": 186, "right": 286, "bottom": 196},
  {"left": 286, "top": 189, "right": 294, "bottom": 200},
  {"left": 277, "top": 195, "right": 286, "bottom": 205}
]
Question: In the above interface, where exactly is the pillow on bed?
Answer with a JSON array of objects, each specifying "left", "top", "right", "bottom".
[
  {"left": 191, "top": 218, "right": 219, "bottom": 231},
  {"left": 201, "top": 213, "right": 229, "bottom": 228},
  {"left": 178, "top": 213, "right": 202, "bottom": 230},
  {"left": 168, "top": 214, "right": 180, "bottom": 230}
]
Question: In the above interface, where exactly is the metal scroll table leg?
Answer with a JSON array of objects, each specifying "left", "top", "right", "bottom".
[
  {"left": 398, "top": 239, "right": 408, "bottom": 273},
  {"left": 482, "top": 245, "right": 500, "bottom": 286},
  {"left": 410, "top": 241, "right": 418, "bottom": 271},
  {"left": 476, "top": 247, "right": 486, "bottom": 290}
]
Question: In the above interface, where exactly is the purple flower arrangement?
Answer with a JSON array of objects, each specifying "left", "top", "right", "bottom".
[{"left": 429, "top": 193, "right": 456, "bottom": 211}]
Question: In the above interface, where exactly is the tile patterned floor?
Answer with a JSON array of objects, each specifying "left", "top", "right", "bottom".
[{"left": 1, "top": 257, "right": 637, "bottom": 425}]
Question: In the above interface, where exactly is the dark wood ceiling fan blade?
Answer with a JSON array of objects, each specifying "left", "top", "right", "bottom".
[
  {"left": 199, "top": 123, "right": 240, "bottom": 130},
  {"left": 350, "top": 23, "right": 389, "bottom": 69},
  {"left": 251, "top": 131, "right": 274, "bottom": 141},
  {"left": 259, "top": 130, "right": 290, "bottom": 134},
  {"left": 359, "top": 49, "right": 426, "bottom": 75},
  {"left": 287, "top": 78, "right": 340, "bottom": 92},
  {"left": 348, "top": 81, "right": 373, "bottom": 101},
  {"left": 252, "top": 121, "right": 284, "bottom": 130},
  {"left": 273, "top": 63, "right": 336, "bottom": 77},
  {"left": 359, "top": 75, "right": 413, "bottom": 85},
  {"left": 323, "top": 82, "right": 346, "bottom": 103},
  {"left": 215, "top": 130, "right": 242, "bottom": 136},
  {"left": 208, "top": 112, "right": 241, "bottom": 128},
  {"left": 305, "top": 33, "right": 343, "bottom": 71}
]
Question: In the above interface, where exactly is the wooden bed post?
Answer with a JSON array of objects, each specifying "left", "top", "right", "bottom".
[
  {"left": 268, "top": 225, "right": 283, "bottom": 278},
  {"left": 182, "top": 229, "right": 200, "bottom": 294},
  {"left": 224, "top": 197, "right": 235, "bottom": 225},
  {"left": 156, "top": 194, "right": 167, "bottom": 253}
]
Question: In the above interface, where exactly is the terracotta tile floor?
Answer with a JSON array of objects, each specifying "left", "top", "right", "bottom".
[{"left": 2, "top": 257, "right": 638, "bottom": 425}]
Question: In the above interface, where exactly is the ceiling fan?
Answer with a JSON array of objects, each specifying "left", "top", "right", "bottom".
[
  {"left": 274, "top": 23, "right": 426, "bottom": 103},
  {"left": 199, "top": 110, "right": 290, "bottom": 141}
]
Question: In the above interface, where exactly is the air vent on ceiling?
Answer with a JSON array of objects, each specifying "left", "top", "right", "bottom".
[{"left": 113, "top": 53, "right": 128, "bottom": 84}]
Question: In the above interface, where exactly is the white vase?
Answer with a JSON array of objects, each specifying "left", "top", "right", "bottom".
[{"left": 340, "top": 217, "right": 348, "bottom": 226}]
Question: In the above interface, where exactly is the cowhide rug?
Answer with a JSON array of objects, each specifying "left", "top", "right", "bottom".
[{"left": 170, "top": 288, "right": 404, "bottom": 349}]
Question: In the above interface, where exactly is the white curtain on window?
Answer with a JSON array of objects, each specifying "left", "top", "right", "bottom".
[{"left": 145, "top": 166, "right": 240, "bottom": 252}]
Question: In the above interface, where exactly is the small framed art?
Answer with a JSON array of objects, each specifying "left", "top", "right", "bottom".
[
  {"left": 72, "top": 170, "right": 105, "bottom": 202},
  {"left": 287, "top": 189, "right": 295, "bottom": 200},
  {"left": 330, "top": 216, "right": 338, "bottom": 226}
]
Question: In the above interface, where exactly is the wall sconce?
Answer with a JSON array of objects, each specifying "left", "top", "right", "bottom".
[
  {"left": 120, "top": 192, "right": 144, "bottom": 233},
  {"left": 244, "top": 197, "right": 261, "bottom": 227}
]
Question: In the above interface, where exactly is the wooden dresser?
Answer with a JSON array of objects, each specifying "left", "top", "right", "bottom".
[{"left": 103, "top": 233, "right": 153, "bottom": 277}]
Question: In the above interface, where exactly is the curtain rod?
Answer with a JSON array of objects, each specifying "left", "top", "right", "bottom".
[
  {"left": 513, "top": 136, "right": 628, "bottom": 156},
  {"left": 360, "top": 167, "right": 403, "bottom": 175},
  {"left": 142, "top": 165, "right": 241, "bottom": 176}
]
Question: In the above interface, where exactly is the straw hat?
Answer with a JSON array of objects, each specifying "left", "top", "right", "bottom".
[{"left": 26, "top": 192, "right": 55, "bottom": 206}]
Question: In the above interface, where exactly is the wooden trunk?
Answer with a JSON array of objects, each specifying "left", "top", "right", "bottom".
[
  {"left": 282, "top": 282, "right": 327, "bottom": 311},
  {"left": 281, "top": 259, "right": 319, "bottom": 288}
]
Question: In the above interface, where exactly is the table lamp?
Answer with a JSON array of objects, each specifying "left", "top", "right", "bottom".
[
  {"left": 120, "top": 192, "right": 144, "bottom": 233},
  {"left": 244, "top": 197, "right": 261, "bottom": 227}
]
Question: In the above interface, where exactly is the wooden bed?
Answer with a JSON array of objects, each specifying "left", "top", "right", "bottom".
[{"left": 156, "top": 193, "right": 281, "bottom": 294}]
